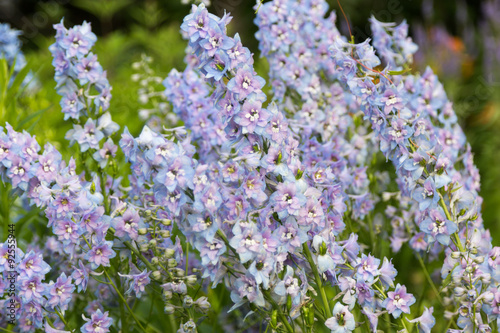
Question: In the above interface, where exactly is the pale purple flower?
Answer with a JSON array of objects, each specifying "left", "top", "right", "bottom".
[
  {"left": 119, "top": 270, "right": 151, "bottom": 298},
  {"left": 407, "top": 307, "right": 435, "bottom": 333},
  {"left": 85, "top": 240, "right": 116, "bottom": 270},
  {"left": 383, "top": 283, "right": 415, "bottom": 318},
  {"left": 227, "top": 65, "right": 265, "bottom": 100},
  {"left": 81, "top": 309, "right": 113, "bottom": 333},
  {"left": 19, "top": 275, "right": 45, "bottom": 302},
  {"left": 325, "top": 303, "right": 355, "bottom": 333},
  {"left": 112, "top": 207, "right": 141, "bottom": 241},
  {"left": 18, "top": 250, "right": 51, "bottom": 279},
  {"left": 47, "top": 272, "right": 75, "bottom": 310}
]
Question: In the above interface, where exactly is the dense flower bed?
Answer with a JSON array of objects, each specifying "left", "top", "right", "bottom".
[{"left": 0, "top": 1, "right": 498, "bottom": 332}]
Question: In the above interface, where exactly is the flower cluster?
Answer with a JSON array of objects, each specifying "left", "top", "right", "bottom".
[
  {"left": 49, "top": 20, "right": 111, "bottom": 121},
  {"left": 2, "top": 0, "right": 498, "bottom": 332},
  {"left": 331, "top": 14, "right": 499, "bottom": 332},
  {"left": 0, "top": 23, "right": 33, "bottom": 87}
]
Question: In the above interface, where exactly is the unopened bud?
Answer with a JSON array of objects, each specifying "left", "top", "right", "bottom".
[
  {"left": 152, "top": 271, "right": 161, "bottom": 280},
  {"left": 474, "top": 256, "right": 484, "bottom": 264},
  {"left": 138, "top": 228, "right": 148, "bottom": 235},
  {"left": 167, "top": 259, "right": 177, "bottom": 268},
  {"left": 451, "top": 251, "right": 461, "bottom": 259},
  {"left": 454, "top": 287, "right": 466, "bottom": 297},
  {"left": 164, "top": 305, "right": 175, "bottom": 314},
  {"left": 186, "top": 275, "right": 197, "bottom": 285},
  {"left": 183, "top": 296, "right": 194, "bottom": 308},
  {"left": 162, "top": 219, "right": 172, "bottom": 226},
  {"left": 482, "top": 274, "right": 492, "bottom": 284},
  {"left": 483, "top": 291, "right": 494, "bottom": 303},
  {"left": 165, "top": 248, "right": 175, "bottom": 258},
  {"left": 163, "top": 290, "right": 173, "bottom": 300}
]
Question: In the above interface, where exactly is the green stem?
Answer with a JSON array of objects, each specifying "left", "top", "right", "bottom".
[
  {"left": 1, "top": 182, "right": 11, "bottom": 238},
  {"left": 217, "top": 229, "right": 238, "bottom": 256},
  {"left": 185, "top": 242, "right": 189, "bottom": 276},
  {"left": 0, "top": 328, "right": 16, "bottom": 333},
  {"left": 438, "top": 194, "right": 465, "bottom": 253},
  {"left": 401, "top": 317, "right": 410, "bottom": 332},
  {"left": 302, "top": 243, "right": 331, "bottom": 316},
  {"left": 262, "top": 290, "right": 295, "bottom": 333},
  {"left": 54, "top": 307, "right": 69, "bottom": 327},
  {"left": 116, "top": 271, "right": 128, "bottom": 333},
  {"left": 103, "top": 268, "right": 147, "bottom": 332},
  {"left": 99, "top": 171, "right": 110, "bottom": 215},
  {"left": 123, "top": 240, "right": 156, "bottom": 271},
  {"left": 415, "top": 253, "right": 443, "bottom": 305},
  {"left": 367, "top": 213, "right": 376, "bottom": 253}
]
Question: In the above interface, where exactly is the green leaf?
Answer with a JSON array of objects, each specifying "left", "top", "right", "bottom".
[
  {"left": 388, "top": 68, "right": 412, "bottom": 75},
  {"left": 17, "top": 105, "right": 52, "bottom": 131}
]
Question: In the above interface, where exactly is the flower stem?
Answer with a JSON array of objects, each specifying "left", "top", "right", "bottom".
[
  {"left": 103, "top": 268, "right": 147, "bottom": 332},
  {"left": 415, "top": 253, "right": 443, "bottom": 305},
  {"left": 302, "top": 243, "right": 331, "bottom": 317},
  {"left": 262, "top": 290, "right": 295, "bottom": 333},
  {"left": 438, "top": 194, "right": 465, "bottom": 253}
]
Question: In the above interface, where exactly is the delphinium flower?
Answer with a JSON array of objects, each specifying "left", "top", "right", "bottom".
[
  {"left": 165, "top": 3, "right": 417, "bottom": 332},
  {"left": 0, "top": 23, "right": 34, "bottom": 87},
  {"left": 370, "top": 17, "right": 418, "bottom": 70},
  {"left": 254, "top": 0, "right": 379, "bottom": 229},
  {"left": 325, "top": 303, "right": 355, "bottom": 333},
  {"left": 81, "top": 309, "right": 113, "bottom": 333},
  {"left": 50, "top": 20, "right": 121, "bottom": 194},
  {"left": 329, "top": 14, "right": 498, "bottom": 331},
  {"left": 0, "top": 239, "right": 53, "bottom": 331},
  {"left": 118, "top": 269, "right": 151, "bottom": 298},
  {"left": 383, "top": 284, "right": 416, "bottom": 318},
  {"left": 0, "top": 123, "right": 125, "bottom": 331},
  {"left": 119, "top": 125, "right": 213, "bottom": 323}
]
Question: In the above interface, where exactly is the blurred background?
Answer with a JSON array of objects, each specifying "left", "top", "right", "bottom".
[{"left": 1, "top": 0, "right": 500, "bottom": 237}]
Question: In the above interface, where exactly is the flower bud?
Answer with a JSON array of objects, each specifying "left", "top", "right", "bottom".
[
  {"left": 162, "top": 219, "right": 172, "bottom": 226},
  {"left": 454, "top": 287, "right": 466, "bottom": 297},
  {"left": 474, "top": 256, "right": 484, "bottom": 264},
  {"left": 186, "top": 275, "right": 197, "bottom": 285},
  {"left": 138, "top": 228, "right": 148, "bottom": 235},
  {"left": 167, "top": 259, "right": 177, "bottom": 268},
  {"left": 164, "top": 305, "right": 175, "bottom": 314},
  {"left": 451, "top": 251, "right": 461, "bottom": 259},
  {"left": 193, "top": 296, "right": 210, "bottom": 314},
  {"left": 183, "top": 296, "right": 194, "bottom": 308},
  {"left": 483, "top": 291, "right": 494, "bottom": 303},
  {"left": 163, "top": 290, "right": 173, "bottom": 300},
  {"left": 160, "top": 230, "right": 171, "bottom": 238},
  {"left": 165, "top": 248, "right": 175, "bottom": 258},
  {"left": 481, "top": 274, "right": 492, "bottom": 285},
  {"left": 152, "top": 270, "right": 161, "bottom": 280},
  {"left": 151, "top": 257, "right": 159, "bottom": 265}
]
